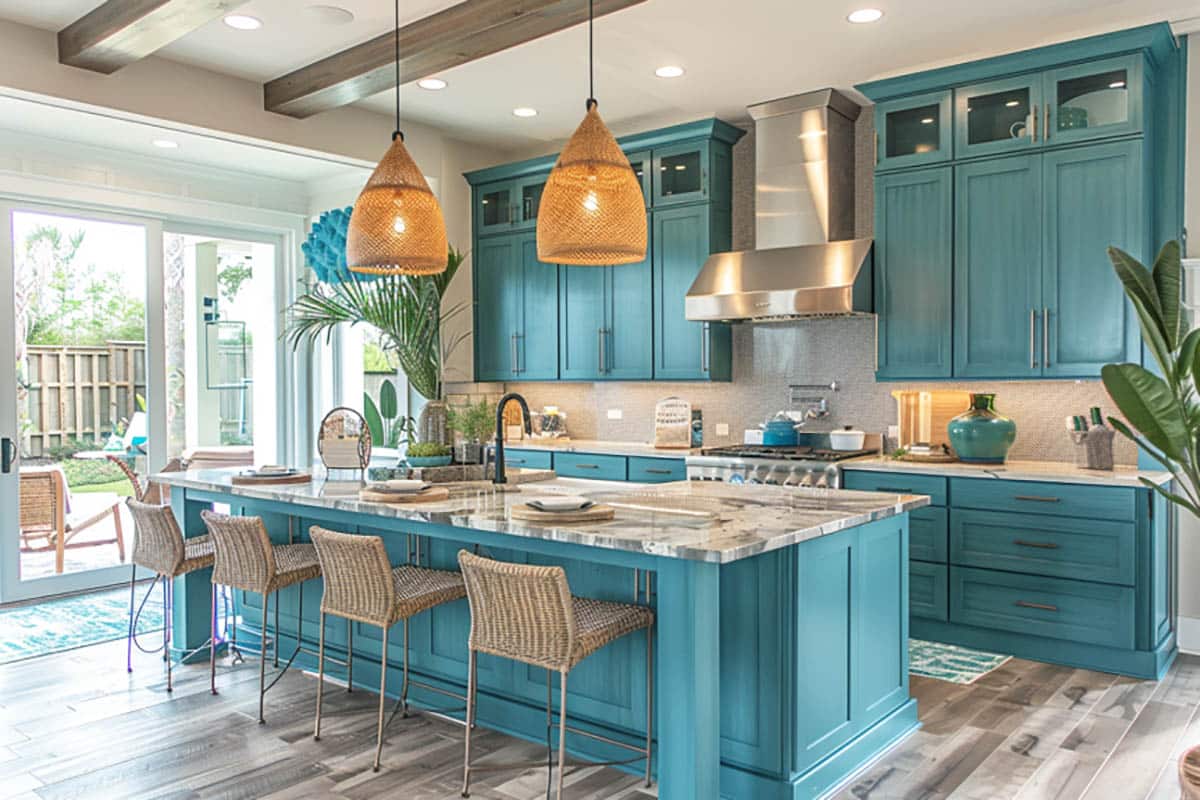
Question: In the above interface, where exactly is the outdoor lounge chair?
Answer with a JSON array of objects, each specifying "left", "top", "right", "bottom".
[{"left": 19, "top": 467, "right": 125, "bottom": 575}]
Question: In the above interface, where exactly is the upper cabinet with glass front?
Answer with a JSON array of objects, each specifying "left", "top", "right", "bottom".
[
  {"left": 875, "top": 91, "right": 952, "bottom": 170},
  {"left": 955, "top": 75, "right": 1044, "bottom": 159},
  {"left": 652, "top": 140, "right": 710, "bottom": 206},
  {"left": 1044, "top": 55, "right": 1143, "bottom": 145}
]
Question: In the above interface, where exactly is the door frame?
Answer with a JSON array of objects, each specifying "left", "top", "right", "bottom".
[{"left": 0, "top": 199, "right": 165, "bottom": 602}]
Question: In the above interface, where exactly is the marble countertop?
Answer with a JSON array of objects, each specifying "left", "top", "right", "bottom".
[
  {"left": 503, "top": 439, "right": 700, "bottom": 458},
  {"left": 843, "top": 457, "right": 1172, "bottom": 488},
  {"left": 156, "top": 470, "right": 928, "bottom": 564}
]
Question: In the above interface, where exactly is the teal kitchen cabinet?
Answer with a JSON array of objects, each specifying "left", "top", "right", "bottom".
[
  {"left": 475, "top": 179, "right": 516, "bottom": 235},
  {"left": 513, "top": 174, "right": 547, "bottom": 231},
  {"left": 1044, "top": 54, "right": 1144, "bottom": 146},
  {"left": 472, "top": 232, "right": 558, "bottom": 381},
  {"left": 874, "top": 167, "right": 953, "bottom": 378},
  {"left": 652, "top": 140, "right": 711, "bottom": 206},
  {"left": 653, "top": 204, "right": 732, "bottom": 380},
  {"left": 1041, "top": 139, "right": 1142, "bottom": 376},
  {"left": 953, "top": 154, "right": 1044, "bottom": 379},
  {"left": 627, "top": 149, "right": 651, "bottom": 206},
  {"left": 473, "top": 235, "right": 521, "bottom": 380},
  {"left": 559, "top": 214, "right": 653, "bottom": 380},
  {"left": 874, "top": 90, "right": 953, "bottom": 171},
  {"left": 954, "top": 74, "right": 1044, "bottom": 159}
]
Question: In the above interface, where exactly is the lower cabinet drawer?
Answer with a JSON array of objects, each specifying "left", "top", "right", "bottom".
[
  {"left": 911, "top": 507, "right": 949, "bottom": 563},
  {"left": 503, "top": 449, "right": 553, "bottom": 470},
  {"left": 628, "top": 456, "right": 685, "bottom": 483},
  {"left": 842, "top": 470, "right": 948, "bottom": 506},
  {"left": 553, "top": 452, "right": 628, "bottom": 481},
  {"left": 950, "top": 566, "right": 1135, "bottom": 649},
  {"left": 950, "top": 478, "right": 1136, "bottom": 522},
  {"left": 910, "top": 561, "right": 948, "bottom": 621},
  {"left": 950, "top": 509, "right": 1135, "bottom": 585}
]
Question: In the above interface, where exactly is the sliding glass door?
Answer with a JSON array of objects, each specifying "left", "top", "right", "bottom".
[{"left": 0, "top": 202, "right": 164, "bottom": 602}]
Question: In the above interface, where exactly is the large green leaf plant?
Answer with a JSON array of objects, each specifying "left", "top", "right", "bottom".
[
  {"left": 286, "top": 247, "right": 469, "bottom": 402},
  {"left": 1102, "top": 241, "right": 1200, "bottom": 515}
]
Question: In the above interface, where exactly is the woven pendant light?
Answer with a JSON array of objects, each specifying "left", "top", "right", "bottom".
[
  {"left": 347, "top": 0, "right": 447, "bottom": 276},
  {"left": 536, "top": 1, "right": 647, "bottom": 266}
]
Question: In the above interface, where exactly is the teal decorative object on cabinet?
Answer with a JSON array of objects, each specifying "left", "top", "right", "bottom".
[{"left": 947, "top": 393, "right": 1016, "bottom": 464}]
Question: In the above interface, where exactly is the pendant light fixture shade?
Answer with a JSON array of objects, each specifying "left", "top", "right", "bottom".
[
  {"left": 347, "top": 135, "right": 448, "bottom": 275},
  {"left": 346, "top": 0, "right": 447, "bottom": 276},
  {"left": 537, "top": 103, "right": 647, "bottom": 265}
]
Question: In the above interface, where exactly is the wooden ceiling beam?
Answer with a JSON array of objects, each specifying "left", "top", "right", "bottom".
[
  {"left": 264, "top": 0, "right": 647, "bottom": 119},
  {"left": 58, "top": 0, "right": 249, "bottom": 74}
]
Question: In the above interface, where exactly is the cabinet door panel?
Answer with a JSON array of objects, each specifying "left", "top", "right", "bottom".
[
  {"left": 954, "top": 155, "right": 1043, "bottom": 378},
  {"left": 474, "top": 236, "right": 519, "bottom": 380},
  {"left": 876, "top": 91, "right": 953, "bottom": 170},
  {"left": 1044, "top": 55, "right": 1143, "bottom": 146},
  {"left": 653, "top": 205, "right": 712, "bottom": 379},
  {"left": 518, "top": 233, "right": 559, "bottom": 380},
  {"left": 955, "top": 76, "right": 1043, "bottom": 159},
  {"left": 1042, "top": 140, "right": 1142, "bottom": 376},
  {"left": 875, "top": 167, "right": 953, "bottom": 378},
  {"left": 477, "top": 180, "right": 515, "bottom": 235},
  {"left": 606, "top": 224, "right": 653, "bottom": 380},
  {"left": 652, "top": 141, "right": 709, "bottom": 206},
  {"left": 559, "top": 264, "right": 605, "bottom": 379}
]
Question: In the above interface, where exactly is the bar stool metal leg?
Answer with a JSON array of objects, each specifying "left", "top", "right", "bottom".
[
  {"left": 400, "top": 619, "right": 410, "bottom": 717},
  {"left": 374, "top": 625, "right": 390, "bottom": 772},
  {"left": 259, "top": 594, "right": 269, "bottom": 724},
  {"left": 645, "top": 629, "right": 653, "bottom": 786},
  {"left": 461, "top": 649, "right": 477, "bottom": 797},
  {"left": 210, "top": 582, "right": 218, "bottom": 695},
  {"left": 314, "top": 612, "right": 326, "bottom": 741},
  {"left": 273, "top": 590, "right": 280, "bottom": 668},
  {"left": 346, "top": 619, "right": 353, "bottom": 692},
  {"left": 556, "top": 671, "right": 568, "bottom": 800},
  {"left": 165, "top": 578, "right": 173, "bottom": 693},
  {"left": 126, "top": 563, "right": 136, "bottom": 674}
]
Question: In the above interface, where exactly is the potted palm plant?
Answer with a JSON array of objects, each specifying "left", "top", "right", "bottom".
[
  {"left": 447, "top": 398, "right": 495, "bottom": 465},
  {"left": 287, "top": 211, "right": 467, "bottom": 446},
  {"left": 1097, "top": 241, "right": 1200, "bottom": 796}
]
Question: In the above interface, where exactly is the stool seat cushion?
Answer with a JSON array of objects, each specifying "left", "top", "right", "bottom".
[
  {"left": 271, "top": 543, "right": 322, "bottom": 590},
  {"left": 391, "top": 565, "right": 467, "bottom": 624},
  {"left": 571, "top": 597, "right": 654, "bottom": 668},
  {"left": 175, "top": 535, "right": 216, "bottom": 576}
]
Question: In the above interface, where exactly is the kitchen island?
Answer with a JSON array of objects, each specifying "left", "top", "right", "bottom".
[{"left": 157, "top": 471, "right": 928, "bottom": 800}]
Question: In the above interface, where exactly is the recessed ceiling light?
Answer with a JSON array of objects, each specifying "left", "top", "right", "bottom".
[
  {"left": 512, "top": 107, "right": 538, "bottom": 118},
  {"left": 1109, "top": 80, "right": 1126, "bottom": 89},
  {"left": 302, "top": 5, "right": 354, "bottom": 25},
  {"left": 223, "top": 14, "right": 263, "bottom": 30},
  {"left": 847, "top": 8, "right": 883, "bottom": 23},
  {"left": 920, "top": 117, "right": 934, "bottom": 124},
  {"left": 655, "top": 65, "right": 685, "bottom": 78},
  {"left": 418, "top": 77, "right": 448, "bottom": 90},
  {"left": 152, "top": 139, "right": 179, "bottom": 149},
  {"left": 1005, "top": 100, "right": 1020, "bottom": 107}
]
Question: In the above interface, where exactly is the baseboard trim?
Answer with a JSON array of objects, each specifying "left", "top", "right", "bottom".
[{"left": 1177, "top": 615, "right": 1200, "bottom": 654}]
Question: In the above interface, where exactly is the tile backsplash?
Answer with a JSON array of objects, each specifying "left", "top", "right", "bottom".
[{"left": 448, "top": 107, "right": 1137, "bottom": 466}]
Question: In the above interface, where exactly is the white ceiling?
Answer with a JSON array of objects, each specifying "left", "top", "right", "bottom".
[{"left": 0, "top": 0, "right": 1196, "bottom": 151}]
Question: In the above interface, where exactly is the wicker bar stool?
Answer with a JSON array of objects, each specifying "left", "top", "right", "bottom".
[
  {"left": 457, "top": 550, "right": 655, "bottom": 800},
  {"left": 124, "top": 499, "right": 216, "bottom": 692},
  {"left": 310, "top": 526, "right": 468, "bottom": 772},
  {"left": 201, "top": 510, "right": 323, "bottom": 723}
]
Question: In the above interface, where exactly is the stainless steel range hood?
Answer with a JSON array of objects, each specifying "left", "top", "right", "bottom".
[{"left": 686, "top": 89, "right": 873, "bottom": 322}]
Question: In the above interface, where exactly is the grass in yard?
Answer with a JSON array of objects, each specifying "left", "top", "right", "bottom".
[{"left": 70, "top": 479, "right": 134, "bottom": 496}]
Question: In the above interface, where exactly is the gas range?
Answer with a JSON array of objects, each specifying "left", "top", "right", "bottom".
[{"left": 686, "top": 433, "right": 882, "bottom": 489}]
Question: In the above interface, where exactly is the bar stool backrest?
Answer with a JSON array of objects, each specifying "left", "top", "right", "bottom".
[
  {"left": 202, "top": 511, "right": 276, "bottom": 593},
  {"left": 310, "top": 526, "right": 397, "bottom": 626},
  {"left": 127, "top": 498, "right": 184, "bottom": 575},
  {"left": 457, "top": 550, "right": 576, "bottom": 672}
]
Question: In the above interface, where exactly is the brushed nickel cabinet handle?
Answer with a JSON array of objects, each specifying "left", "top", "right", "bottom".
[
  {"left": 1043, "top": 307, "right": 1050, "bottom": 368},
  {"left": 645, "top": 468, "right": 674, "bottom": 475},
  {"left": 601, "top": 328, "right": 609, "bottom": 373},
  {"left": 509, "top": 458, "right": 527, "bottom": 465},
  {"left": 701, "top": 322, "right": 710, "bottom": 372},
  {"left": 1014, "top": 539, "right": 1060, "bottom": 550},
  {"left": 1016, "top": 600, "right": 1059, "bottom": 612},
  {"left": 598, "top": 328, "right": 604, "bottom": 372},
  {"left": 1045, "top": 103, "right": 1051, "bottom": 140},
  {"left": 575, "top": 463, "right": 600, "bottom": 470},
  {"left": 1029, "top": 309, "right": 1037, "bottom": 369},
  {"left": 510, "top": 334, "right": 518, "bottom": 374},
  {"left": 1014, "top": 495, "right": 1061, "bottom": 503},
  {"left": 1032, "top": 104, "right": 1038, "bottom": 142},
  {"left": 874, "top": 486, "right": 913, "bottom": 494}
]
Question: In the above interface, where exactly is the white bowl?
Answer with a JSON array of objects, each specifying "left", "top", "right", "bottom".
[{"left": 829, "top": 429, "right": 866, "bottom": 451}]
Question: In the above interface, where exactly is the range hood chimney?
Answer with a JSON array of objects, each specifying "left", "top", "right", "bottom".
[{"left": 686, "top": 89, "right": 873, "bottom": 322}]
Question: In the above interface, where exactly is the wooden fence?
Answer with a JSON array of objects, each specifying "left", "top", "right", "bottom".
[{"left": 22, "top": 342, "right": 146, "bottom": 457}]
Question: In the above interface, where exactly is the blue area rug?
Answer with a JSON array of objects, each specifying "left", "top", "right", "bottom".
[
  {"left": 909, "top": 638, "right": 1011, "bottom": 684},
  {"left": 0, "top": 583, "right": 164, "bottom": 664}
]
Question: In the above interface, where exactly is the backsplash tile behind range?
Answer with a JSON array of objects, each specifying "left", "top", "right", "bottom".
[{"left": 502, "top": 318, "right": 1135, "bottom": 465}]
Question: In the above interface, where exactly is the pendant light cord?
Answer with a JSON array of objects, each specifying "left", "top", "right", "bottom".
[
  {"left": 393, "top": 0, "right": 404, "bottom": 141},
  {"left": 586, "top": 0, "right": 596, "bottom": 111}
]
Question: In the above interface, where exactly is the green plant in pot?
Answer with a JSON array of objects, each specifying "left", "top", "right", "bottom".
[
  {"left": 405, "top": 441, "right": 452, "bottom": 468},
  {"left": 447, "top": 399, "right": 494, "bottom": 465},
  {"left": 286, "top": 244, "right": 469, "bottom": 447},
  {"left": 1101, "top": 241, "right": 1200, "bottom": 793}
]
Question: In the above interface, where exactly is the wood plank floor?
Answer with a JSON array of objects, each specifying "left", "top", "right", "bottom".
[{"left": 1, "top": 637, "right": 1197, "bottom": 799}]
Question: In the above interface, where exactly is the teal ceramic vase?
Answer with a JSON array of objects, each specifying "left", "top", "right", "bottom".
[{"left": 947, "top": 393, "right": 1017, "bottom": 464}]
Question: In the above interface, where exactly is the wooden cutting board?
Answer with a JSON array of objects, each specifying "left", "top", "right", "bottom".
[
  {"left": 509, "top": 504, "right": 615, "bottom": 523},
  {"left": 358, "top": 486, "right": 451, "bottom": 504},
  {"left": 231, "top": 472, "right": 312, "bottom": 486}
]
